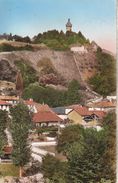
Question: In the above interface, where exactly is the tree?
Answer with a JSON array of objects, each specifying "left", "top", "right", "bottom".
[
  {"left": 67, "top": 129, "right": 109, "bottom": 183},
  {"left": 0, "top": 110, "right": 9, "bottom": 156},
  {"left": 89, "top": 49, "right": 116, "bottom": 96},
  {"left": 66, "top": 79, "right": 81, "bottom": 105},
  {"left": 42, "top": 154, "right": 60, "bottom": 179},
  {"left": 10, "top": 103, "right": 32, "bottom": 177},
  {"left": 57, "top": 125, "right": 83, "bottom": 154},
  {"left": 41, "top": 154, "right": 67, "bottom": 183},
  {"left": 16, "top": 70, "right": 23, "bottom": 97},
  {"left": 57, "top": 125, "right": 114, "bottom": 182},
  {"left": 15, "top": 60, "right": 38, "bottom": 89},
  {"left": 102, "top": 112, "right": 116, "bottom": 182}
]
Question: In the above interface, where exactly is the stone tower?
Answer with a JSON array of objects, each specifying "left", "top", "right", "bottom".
[{"left": 66, "top": 18, "right": 72, "bottom": 32}]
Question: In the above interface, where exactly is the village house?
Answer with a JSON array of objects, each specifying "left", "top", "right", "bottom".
[
  {"left": 52, "top": 107, "right": 67, "bottom": 120},
  {"left": 33, "top": 104, "right": 63, "bottom": 127},
  {"left": 0, "top": 95, "right": 19, "bottom": 105},
  {"left": 70, "top": 45, "right": 88, "bottom": 54},
  {"left": 87, "top": 99, "right": 116, "bottom": 112},
  {"left": 67, "top": 105, "right": 106, "bottom": 128},
  {"left": 0, "top": 100, "right": 12, "bottom": 112},
  {"left": 24, "top": 99, "right": 41, "bottom": 113},
  {"left": 65, "top": 104, "right": 82, "bottom": 114}
]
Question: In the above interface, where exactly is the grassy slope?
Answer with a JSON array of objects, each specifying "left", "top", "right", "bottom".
[{"left": 0, "top": 164, "right": 19, "bottom": 177}]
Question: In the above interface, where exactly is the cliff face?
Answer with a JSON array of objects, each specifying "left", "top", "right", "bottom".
[
  {"left": 0, "top": 48, "right": 98, "bottom": 86},
  {"left": 0, "top": 59, "right": 17, "bottom": 82}
]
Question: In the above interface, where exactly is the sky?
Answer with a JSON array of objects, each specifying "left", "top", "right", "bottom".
[{"left": 0, "top": 0, "right": 116, "bottom": 53}]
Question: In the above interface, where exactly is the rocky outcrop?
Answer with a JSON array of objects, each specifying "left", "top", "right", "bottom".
[
  {"left": 0, "top": 59, "right": 17, "bottom": 82},
  {"left": 0, "top": 49, "right": 98, "bottom": 86}
]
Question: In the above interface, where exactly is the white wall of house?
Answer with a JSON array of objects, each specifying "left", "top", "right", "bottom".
[
  {"left": 70, "top": 46, "right": 88, "bottom": 53},
  {"left": 0, "top": 105, "right": 10, "bottom": 112},
  {"left": 58, "top": 114, "right": 67, "bottom": 120},
  {"left": 27, "top": 105, "right": 37, "bottom": 113},
  {"left": 106, "top": 96, "right": 116, "bottom": 101},
  {"left": 65, "top": 108, "right": 72, "bottom": 114},
  {"left": 88, "top": 107, "right": 104, "bottom": 111},
  {"left": 35, "top": 122, "right": 58, "bottom": 127}
]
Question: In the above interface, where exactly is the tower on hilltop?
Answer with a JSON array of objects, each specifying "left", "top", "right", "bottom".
[{"left": 66, "top": 18, "right": 72, "bottom": 32}]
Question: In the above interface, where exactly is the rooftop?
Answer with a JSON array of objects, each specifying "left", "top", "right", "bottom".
[
  {"left": 0, "top": 100, "right": 12, "bottom": 105},
  {"left": 88, "top": 100, "right": 116, "bottom": 108},
  {"left": 69, "top": 106, "right": 106, "bottom": 118},
  {"left": 33, "top": 104, "right": 63, "bottom": 123},
  {"left": 0, "top": 95, "right": 19, "bottom": 101},
  {"left": 33, "top": 111, "right": 63, "bottom": 123}
]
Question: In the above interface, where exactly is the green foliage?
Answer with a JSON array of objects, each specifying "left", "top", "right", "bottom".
[
  {"left": 67, "top": 129, "right": 108, "bottom": 183},
  {"left": 37, "top": 126, "right": 58, "bottom": 134},
  {"left": 23, "top": 79, "right": 82, "bottom": 107},
  {"left": 56, "top": 125, "right": 115, "bottom": 182},
  {"left": 41, "top": 154, "right": 67, "bottom": 182},
  {"left": 42, "top": 154, "right": 60, "bottom": 178},
  {"left": 0, "top": 43, "right": 33, "bottom": 52},
  {"left": 10, "top": 103, "right": 32, "bottom": 168},
  {"left": 102, "top": 112, "right": 116, "bottom": 182},
  {"left": 66, "top": 79, "right": 81, "bottom": 105},
  {"left": 15, "top": 60, "right": 38, "bottom": 88},
  {"left": 0, "top": 110, "right": 9, "bottom": 156},
  {"left": 41, "top": 123, "right": 116, "bottom": 182},
  {"left": 57, "top": 125, "right": 83, "bottom": 154},
  {"left": 33, "top": 30, "right": 89, "bottom": 50},
  {"left": 97, "top": 179, "right": 112, "bottom": 183},
  {"left": 89, "top": 49, "right": 116, "bottom": 96}
]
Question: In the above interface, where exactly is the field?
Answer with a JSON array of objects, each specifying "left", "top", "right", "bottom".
[{"left": 0, "top": 163, "right": 19, "bottom": 177}]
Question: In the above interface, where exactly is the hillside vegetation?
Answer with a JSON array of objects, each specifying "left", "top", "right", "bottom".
[
  {"left": 0, "top": 43, "right": 34, "bottom": 52},
  {"left": 33, "top": 30, "right": 89, "bottom": 50},
  {"left": 42, "top": 112, "right": 116, "bottom": 183},
  {"left": 89, "top": 48, "right": 116, "bottom": 96},
  {"left": 15, "top": 60, "right": 38, "bottom": 88},
  {"left": 0, "top": 30, "right": 116, "bottom": 98},
  {"left": 23, "top": 80, "right": 82, "bottom": 107}
]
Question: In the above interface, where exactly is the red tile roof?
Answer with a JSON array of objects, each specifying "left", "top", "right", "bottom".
[
  {"left": 33, "top": 111, "right": 63, "bottom": 123},
  {"left": 24, "top": 99, "right": 42, "bottom": 110},
  {"left": 89, "top": 100, "right": 116, "bottom": 108},
  {"left": 73, "top": 106, "right": 90, "bottom": 116},
  {"left": 38, "top": 104, "right": 52, "bottom": 112},
  {"left": 89, "top": 111, "right": 106, "bottom": 118},
  {"left": 0, "top": 100, "right": 12, "bottom": 105},
  {"left": 33, "top": 104, "right": 63, "bottom": 123},
  {"left": 70, "top": 106, "right": 106, "bottom": 118}
]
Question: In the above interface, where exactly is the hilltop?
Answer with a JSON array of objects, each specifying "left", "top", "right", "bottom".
[{"left": 0, "top": 30, "right": 116, "bottom": 103}]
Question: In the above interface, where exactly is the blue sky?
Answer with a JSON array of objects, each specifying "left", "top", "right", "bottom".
[{"left": 0, "top": 0, "right": 116, "bottom": 52}]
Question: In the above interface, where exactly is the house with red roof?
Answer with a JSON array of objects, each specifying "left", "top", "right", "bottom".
[
  {"left": 65, "top": 104, "right": 82, "bottom": 114},
  {"left": 0, "top": 100, "right": 12, "bottom": 112},
  {"left": 33, "top": 104, "right": 63, "bottom": 127},
  {"left": 67, "top": 105, "right": 106, "bottom": 128},
  {"left": 87, "top": 99, "right": 116, "bottom": 112},
  {"left": 0, "top": 95, "right": 19, "bottom": 105},
  {"left": 24, "top": 99, "right": 41, "bottom": 113}
]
